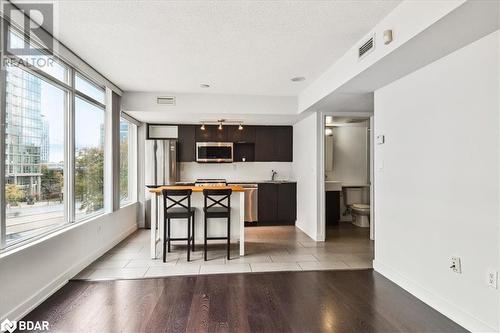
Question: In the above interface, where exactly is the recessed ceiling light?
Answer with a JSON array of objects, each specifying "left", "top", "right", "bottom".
[
  {"left": 291, "top": 76, "right": 305, "bottom": 82},
  {"left": 200, "top": 84, "right": 210, "bottom": 88}
]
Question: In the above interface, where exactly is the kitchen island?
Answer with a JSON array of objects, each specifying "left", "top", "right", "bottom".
[{"left": 149, "top": 185, "right": 245, "bottom": 259}]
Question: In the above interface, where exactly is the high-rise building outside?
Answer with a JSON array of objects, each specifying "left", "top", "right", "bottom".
[
  {"left": 4, "top": 67, "right": 48, "bottom": 199},
  {"left": 40, "top": 118, "right": 50, "bottom": 163}
]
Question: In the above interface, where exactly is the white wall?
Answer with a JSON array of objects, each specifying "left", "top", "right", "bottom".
[
  {"left": 0, "top": 204, "right": 138, "bottom": 322},
  {"left": 180, "top": 162, "right": 293, "bottom": 182},
  {"left": 122, "top": 92, "right": 299, "bottom": 125},
  {"left": 292, "top": 112, "right": 320, "bottom": 240},
  {"left": 327, "top": 124, "right": 369, "bottom": 185},
  {"left": 299, "top": 0, "right": 466, "bottom": 112},
  {"left": 373, "top": 31, "right": 499, "bottom": 332}
]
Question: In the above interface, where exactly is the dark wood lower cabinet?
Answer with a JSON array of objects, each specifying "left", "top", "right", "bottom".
[
  {"left": 258, "top": 182, "right": 296, "bottom": 225},
  {"left": 325, "top": 191, "right": 340, "bottom": 226},
  {"left": 257, "top": 183, "right": 278, "bottom": 222},
  {"left": 277, "top": 183, "right": 297, "bottom": 222}
]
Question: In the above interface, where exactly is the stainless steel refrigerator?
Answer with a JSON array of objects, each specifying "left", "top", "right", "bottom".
[{"left": 144, "top": 139, "right": 179, "bottom": 228}]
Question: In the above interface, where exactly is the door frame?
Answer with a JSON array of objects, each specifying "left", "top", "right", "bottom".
[{"left": 317, "top": 111, "right": 375, "bottom": 242}]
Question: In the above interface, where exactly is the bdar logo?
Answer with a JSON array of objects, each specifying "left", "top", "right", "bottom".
[{"left": 1, "top": 319, "right": 17, "bottom": 333}]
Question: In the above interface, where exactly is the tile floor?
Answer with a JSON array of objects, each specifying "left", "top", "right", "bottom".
[{"left": 74, "top": 223, "right": 374, "bottom": 280}]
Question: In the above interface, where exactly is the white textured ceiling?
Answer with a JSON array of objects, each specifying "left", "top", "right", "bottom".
[{"left": 56, "top": 0, "right": 401, "bottom": 95}]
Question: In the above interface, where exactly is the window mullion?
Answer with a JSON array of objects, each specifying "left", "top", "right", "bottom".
[
  {"left": 66, "top": 68, "right": 75, "bottom": 223},
  {"left": 0, "top": 62, "right": 7, "bottom": 249},
  {"left": 130, "top": 123, "right": 138, "bottom": 203}
]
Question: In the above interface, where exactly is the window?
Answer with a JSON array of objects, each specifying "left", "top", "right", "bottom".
[
  {"left": 75, "top": 74, "right": 105, "bottom": 104},
  {"left": 4, "top": 66, "right": 67, "bottom": 245},
  {"left": 1, "top": 19, "right": 136, "bottom": 250},
  {"left": 7, "top": 28, "right": 69, "bottom": 84},
  {"left": 120, "top": 119, "right": 130, "bottom": 205},
  {"left": 74, "top": 97, "right": 105, "bottom": 221}
]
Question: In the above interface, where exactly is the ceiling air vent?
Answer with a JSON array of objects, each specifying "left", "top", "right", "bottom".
[
  {"left": 157, "top": 96, "right": 176, "bottom": 105},
  {"left": 358, "top": 34, "right": 375, "bottom": 59}
]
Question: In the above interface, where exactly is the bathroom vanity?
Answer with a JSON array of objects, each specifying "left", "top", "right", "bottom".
[{"left": 325, "top": 181, "right": 342, "bottom": 226}]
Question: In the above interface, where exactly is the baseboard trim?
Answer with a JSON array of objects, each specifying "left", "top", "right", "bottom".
[
  {"left": 3, "top": 224, "right": 137, "bottom": 323},
  {"left": 373, "top": 260, "right": 496, "bottom": 333}
]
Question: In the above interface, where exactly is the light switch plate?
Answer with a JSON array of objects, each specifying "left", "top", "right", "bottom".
[
  {"left": 487, "top": 270, "right": 498, "bottom": 289},
  {"left": 376, "top": 135, "right": 385, "bottom": 145},
  {"left": 450, "top": 257, "right": 461, "bottom": 273}
]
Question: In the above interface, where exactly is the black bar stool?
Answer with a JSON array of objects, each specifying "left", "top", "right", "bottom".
[
  {"left": 202, "top": 188, "right": 232, "bottom": 261},
  {"left": 163, "top": 189, "right": 196, "bottom": 262}
]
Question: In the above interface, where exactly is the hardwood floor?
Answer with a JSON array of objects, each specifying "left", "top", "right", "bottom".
[{"left": 21, "top": 270, "right": 466, "bottom": 333}]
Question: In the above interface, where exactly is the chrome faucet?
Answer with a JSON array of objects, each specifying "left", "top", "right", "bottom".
[{"left": 271, "top": 170, "right": 278, "bottom": 181}]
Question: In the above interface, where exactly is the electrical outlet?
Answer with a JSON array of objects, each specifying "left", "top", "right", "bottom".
[
  {"left": 450, "top": 257, "right": 461, "bottom": 273},
  {"left": 487, "top": 270, "right": 498, "bottom": 289}
]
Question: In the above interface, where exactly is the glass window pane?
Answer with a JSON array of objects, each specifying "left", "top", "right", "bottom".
[
  {"left": 120, "top": 119, "right": 130, "bottom": 205},
  {"left": 75, "top": 74, "right": 105, "bottom": 104},
  {"left": 75, "top": 97, "right": 105, "bottom": 220},
  {"left": 5, "top": 66, "right": 66, "bottom": 245},
  {"left": 7, "top": 28, "right": 69, "bottom": 84}
]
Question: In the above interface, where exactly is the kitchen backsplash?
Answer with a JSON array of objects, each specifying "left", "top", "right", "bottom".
[{"left": 179, "top": 162, "right": 293, "bottom": 182}]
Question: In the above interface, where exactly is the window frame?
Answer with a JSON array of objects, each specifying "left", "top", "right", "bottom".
[
  {"left": 119, "top": 117, "right": 138, "bottom": 207},
  {"left": 74, "top": 95, "right": 106, "bottom": 222},
  {"left": 0, "top": 22, "right": 120, "bottom": 252},
  {"left": 2, "top": 62, "right": 72, "bottom": 249}
]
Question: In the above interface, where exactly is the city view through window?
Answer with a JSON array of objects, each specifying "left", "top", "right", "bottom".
[
  {"left": 75, "top": 97, "right": 105, "bottom": 221},
  {"left": 120, "top": 119, "right": 130, "bottom": 205},
  {"left": 4, "top": 65, "right": 107, "bottom": 245},
  {"left": 2, "top": 24, "right": 137, "bottom": 250},
  {"left": 5, "top": 66, "right": 66, "bottom": 243}
]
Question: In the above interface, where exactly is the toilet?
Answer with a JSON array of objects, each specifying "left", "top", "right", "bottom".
[
  {"left": 342, "top": 186, "right": 370, "bottom": 228},
  {"left": 351, "top": 203, "right": 370, "bottom": 227}
]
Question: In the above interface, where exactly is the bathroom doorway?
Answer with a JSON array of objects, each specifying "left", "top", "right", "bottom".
[{"left": 320, "top": 114, "right": 374, "bottom": 266}]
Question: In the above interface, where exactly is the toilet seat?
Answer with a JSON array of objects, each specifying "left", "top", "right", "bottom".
[{"left": 352, "top": 203, "right": 370, "bottom": 211}]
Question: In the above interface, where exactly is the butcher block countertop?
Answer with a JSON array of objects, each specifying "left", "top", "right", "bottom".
[{"left": 149, "top": 185, "right": 245, "bottom": 194}]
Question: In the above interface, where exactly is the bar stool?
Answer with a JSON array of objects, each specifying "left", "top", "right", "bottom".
[
  {"left": 202, "top": 188, "right": 232, "bottom": 261},
  {"left": 163, "top": 189, "right": 196, "bottom": 262}
]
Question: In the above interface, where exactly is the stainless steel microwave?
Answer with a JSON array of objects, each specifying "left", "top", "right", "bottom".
[{"left": 196, "top": 142, "right": 233, "bottom": 163}]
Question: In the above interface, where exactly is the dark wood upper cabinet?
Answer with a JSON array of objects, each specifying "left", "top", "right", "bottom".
[
  {"left": 234, "top": 143, "right": 255, "bottom": 162},
  {"left": 255, "top": 126, "right": 293, "bottom": 162},
  {"left": 255, "top": 126, "right": 275, "bottom": 161},
  {"left": 275, "top": 126, "right": 293, "bottom": 162},
  {"left": 177, "top": 124, "right": 292, "bottom": 162},
  {"left": 195, "top": 125, "right": 227, "bottom": 142},
  {"left": 177, "top": 125, "right": 196, "bottom": 162},
  {"left": 227, "top": 125, "right": 256, "bottom": 143}
]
